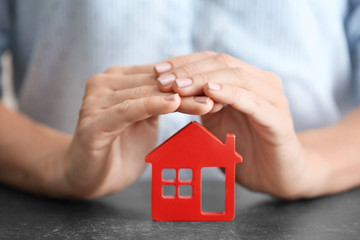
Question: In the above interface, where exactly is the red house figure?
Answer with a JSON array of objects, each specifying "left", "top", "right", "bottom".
[{"left": 146, "top": 121, "right": 243, "bottom": 221}]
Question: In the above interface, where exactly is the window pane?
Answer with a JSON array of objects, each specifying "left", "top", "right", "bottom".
[
  {"left": 162, "top": 185, "right": 176, "bottom": 197},
  {"left": 179, "top": 185, "right": 193, "bottom": 197},
  {"left": 162, "top": 168, "right": 176, "bottom": 181},
  {"left": 201, "top": 167, "right": 225, "bottom": 212},
  {"left": 179, "top": 169, "right": 193, "bottom": 181}
]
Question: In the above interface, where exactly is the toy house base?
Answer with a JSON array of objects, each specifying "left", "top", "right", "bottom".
[{"left": 146, "top": 121, "right": 243, "bottom": 221}]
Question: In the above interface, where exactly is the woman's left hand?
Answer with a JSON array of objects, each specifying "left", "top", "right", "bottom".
[{"left": 154, "top": 51, "right": 308, "bottom": 199}]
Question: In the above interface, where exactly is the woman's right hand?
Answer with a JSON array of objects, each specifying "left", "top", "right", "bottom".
[{"left": 64, "top": 64, "right": 181, "bottom": 199}]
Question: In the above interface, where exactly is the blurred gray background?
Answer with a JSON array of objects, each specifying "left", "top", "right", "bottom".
[{"left": 1, "top": 51, "right": 17, "bottom": 109}]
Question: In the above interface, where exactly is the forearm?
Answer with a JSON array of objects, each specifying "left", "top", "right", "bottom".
[
  {"left": 298, "top": 107, "right": 360, "bottom": 198},
  {"left": 0, "top": 102, "right": 72, "bottom": 197}
]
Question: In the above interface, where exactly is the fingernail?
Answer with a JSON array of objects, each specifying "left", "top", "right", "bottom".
[
  {"left": 165, "top": 93, "right": 179, "bottom": 101},
  {"left": 194, "top": 96, "right": 210, "bottom": 104},
  {"left": 155, "top": 62, "right": 172, "bottom": 73},
  {"left": 175, "top": 78, "right": 193, "bottom": 88},
  {"left": 208, "top": 82, "right": 221, "bottom": 91},
  {"left": 158, "top": 74, "right": 176, "bottom": 87}
]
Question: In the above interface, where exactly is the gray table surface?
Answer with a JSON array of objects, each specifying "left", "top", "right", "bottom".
[{"left": 0, "top": 181, "right": 359, "bottom": 240}]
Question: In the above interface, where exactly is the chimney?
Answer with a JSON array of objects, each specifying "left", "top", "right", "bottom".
[{"left": 226, "top": 133, "right": 236, "bottom": 150}]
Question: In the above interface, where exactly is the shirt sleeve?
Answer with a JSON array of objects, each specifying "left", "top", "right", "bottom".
[
  {"left": 0, "top": 0, "right": 13, "bottom": 97},
  {"left": 346, "top": 0, "right": 360, "bottom": 105}
]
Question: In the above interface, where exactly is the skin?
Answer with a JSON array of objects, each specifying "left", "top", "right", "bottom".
[
  {"left": 155, "top": 51, "right": 360, "bottom": 199},
  {"left": 0, "top": 65, "right": 182, "bottom": 199},
  {"left": 1, "top": 51, "right": 360, "bottom": 200}
]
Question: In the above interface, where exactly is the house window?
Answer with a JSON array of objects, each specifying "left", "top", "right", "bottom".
[
  {"left": 201, "top": 167, "right": 226, "bottom": 212},
  {"left": 179, "top": 184, "right": 192, "bottom": 197},
  {"left": 163, "top": 185, "right": 176, "bottom": 198},
  {"left": 162, "top": 168, "right": 176, "bottom": 181},
  {"left": 161, "top": 168, "right": 193, "bottom": 198},
  {"left": 179, "top": 169, "right": 193, "bottom": 181}
]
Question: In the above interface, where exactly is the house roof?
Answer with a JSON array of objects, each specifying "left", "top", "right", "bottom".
[{"left": 146, "top": 121, "right": 242, "bottom": 166}]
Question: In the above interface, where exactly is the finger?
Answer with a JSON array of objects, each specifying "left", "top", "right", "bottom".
[
  {"left": 171, "top": 68, "right": 241, "bottom": 96},
  {"left": 155, "top": 52, "right": 218, "bottom": 91},
  {"left": 105, "top": 64, "right": 155, "bottom": 75},
  {"left": 156, "top": 53, "right": 237, "bottom": 91},
  {"left": 106, "top": 74, "right": 157, "bottom": 91},
  {"left": 154, "top": 51, "right": 217, "bottom": 75},
  {"left": 94, "top": 94, "right": 181, "bottom": 132},
  {"left": 85, "top": 73, "right": 157, "bottom": 97},
  {"left": 203, "top": 82, "right": 278, "bottom": 128},
  {"left": 209, "top": 103, "right": 225, "bottom": 113},
  {"left": 99, "top": 86, "right": 163, "bottom": 109},
  {"left": 176, "top": 96, "right": 214, "bottom": 115},
  {"left": 163, "top": 54, "right": 238, "bottom": 86},
  {"left": 172, "top": 69, "right": 282, "bottom": 106}
]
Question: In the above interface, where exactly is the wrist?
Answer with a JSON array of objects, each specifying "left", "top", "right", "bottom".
[
  {"left": 35, "top": 134, "right": 73, "bottom": 199},
  {"left": 262, "top": 137, "right": 319, "bottom": 200},
  {"left": 291, "top": 134, "right": 329, "bottom": 199}
]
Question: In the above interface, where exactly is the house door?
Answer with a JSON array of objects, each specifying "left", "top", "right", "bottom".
[{"left": 201, "top": 167, "right": 226, "bottom": 213}]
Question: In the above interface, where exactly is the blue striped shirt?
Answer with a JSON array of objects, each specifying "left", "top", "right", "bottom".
[{"left": 0, "top": 0, "right": 360, "bottom": 139}]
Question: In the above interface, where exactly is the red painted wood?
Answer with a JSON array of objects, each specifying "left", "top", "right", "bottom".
[{"left": 146, "top": 121, "right": 243, "bottom": 221}]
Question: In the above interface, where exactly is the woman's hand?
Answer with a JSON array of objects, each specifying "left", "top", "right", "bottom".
[
  {"left": 64, "top": 65, "right": 181, "bottom": 199},
  {"left": 154, "top": 52, "right": 307, "bottom": 199}
]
